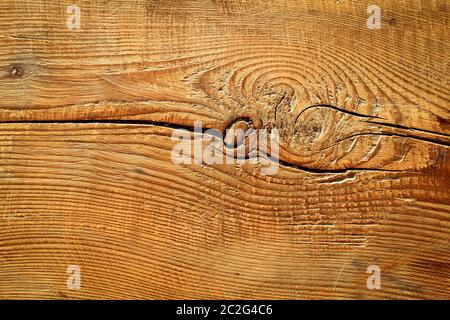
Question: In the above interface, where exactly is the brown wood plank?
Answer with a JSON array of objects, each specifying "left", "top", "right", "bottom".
[
  {"left": 0, "top": 1, "right": 448, "bottom": 132},
  {"left": 0, "top": 0, "right": 449, "bottom": 299},
  {"left": 0, "top": 123, "right": 449, "bottom": 299}
]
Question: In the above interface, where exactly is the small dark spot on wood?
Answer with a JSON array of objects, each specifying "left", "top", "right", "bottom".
[
  {"left": 433, "top": 149, "right": 446, "bottom": 162},
  {"left": 9, "top": 64, "right": 24, "bottom": 78},
  {"left": 436, "top": 115, "right": 449, "bottom": 131},
  {"left": 134, "top": 168, "right": 145, "bottom": 175},
  {"left": 350, "top": 259, "right": 365, "bottom": 268},
  {"left": 387, "top": 17, "right": 397, "bottom": 25}
]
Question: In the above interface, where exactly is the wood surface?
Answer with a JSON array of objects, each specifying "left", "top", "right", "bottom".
[{"left": 0, "top": 0, "right": 449, "bottom": 299}]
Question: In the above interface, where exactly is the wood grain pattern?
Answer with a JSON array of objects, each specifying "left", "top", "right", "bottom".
[{"left": 0, "top": 0, "right": 449, "bottom": 299}]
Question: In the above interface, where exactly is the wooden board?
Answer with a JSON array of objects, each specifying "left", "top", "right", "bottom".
[{"left": 0, "top": 0, "right": 449, "bottom": 299}]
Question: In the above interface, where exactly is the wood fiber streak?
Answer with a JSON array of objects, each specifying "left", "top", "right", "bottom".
[{"left": 0, "top": 0, "right": 449, "bottom": 299}]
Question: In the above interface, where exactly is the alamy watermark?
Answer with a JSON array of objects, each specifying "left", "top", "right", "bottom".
[
  {"left": 65, "top": 4, "right": 381, "bottom": 31},
  {"left": 367, "top": 5, "right": 381, "bottom": 29},
  {"left": 367, "top": 265, "right": 381, "bottom": 289},
  {"left": 66, "top": 265, "right": 81, "bottom": 290},
  {"left": 66, "top": 5, "right": 81, "bottom": 30},
  {"left": 171, "top": 121, "right": 280, "bottom": 175}
]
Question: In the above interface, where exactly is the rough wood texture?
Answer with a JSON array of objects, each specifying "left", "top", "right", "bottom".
[{"left": 0, "top": 0, "right": 449, "bottom": 299}]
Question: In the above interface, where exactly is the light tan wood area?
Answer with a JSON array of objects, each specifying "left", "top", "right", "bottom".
[{"left": 0, "top": 0, "right": 449, "bottom": 299}]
